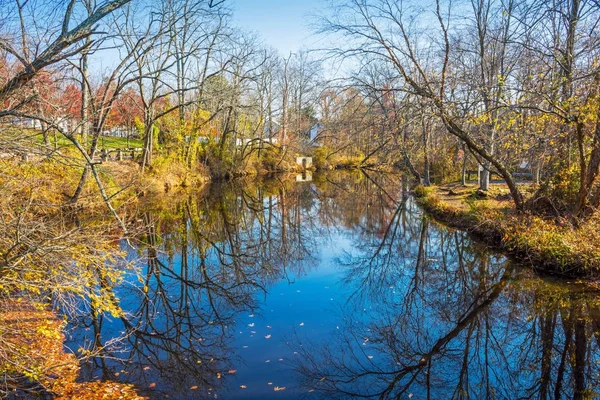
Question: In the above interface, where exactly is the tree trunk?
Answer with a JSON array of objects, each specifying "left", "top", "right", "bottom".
[
  {"left": 423, "top": 119, "right": 431, "bottom": 186},
  {"left": 142, "top": 122, "right": 153, "bottom": 170},
  {"left": 480, "top": 167, "right": 490, "bottom": 190},
  {"left": 576, "top": 74, "right": 600, "bottom": 216},
  {"left": 71, "top": 165, "right": 90, "bottom": 203},
  {"left": 80, "top": 47, "right": 90, "bottom": 146},
  {"left": 441, "top": 115, "right": 524, "bottom": 210},
  {"left": 461, "top": 144, "right": 468, "bottom": 186},
  {"left": 402, "top": 148, "right": 422, "bottom": 183},
  {"left": 71, "top": 123, "right": 102, "bottom": 203}
]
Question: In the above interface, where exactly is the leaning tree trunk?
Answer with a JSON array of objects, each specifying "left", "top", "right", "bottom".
[
  {"left": 401, "top": 148, "right": 422, "bottom": 184},
  {"left": 441, "top": 115, "right": 524, "bottom": 211},
  {"left": 423, "top": 122, "right": 431, "bottom": 186},
  {"left": 480, "top": 128, "right": 496, "bottom": 191},
  {"left": 575, "top": 74, "right": 600, "bottom": 217},
  {"left": 71, "top": 123, "right": 102, "bottom": 203}
]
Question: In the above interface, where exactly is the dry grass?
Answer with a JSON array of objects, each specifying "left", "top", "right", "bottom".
[{"left": 415, "top": 184, "right": 600, "bottom": 278}]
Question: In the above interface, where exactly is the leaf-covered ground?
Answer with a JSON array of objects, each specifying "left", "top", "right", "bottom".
[{"left": 0, "top": 300, "right": 147, "bottom": 399}]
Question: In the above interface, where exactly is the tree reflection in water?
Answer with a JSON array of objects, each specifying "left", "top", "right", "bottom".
[
  {"left": 69, "top": 175, "right": 328, "bottom": 398},
  {"left": 294, "top": 198, "right": 600, "bottom": 400},
  {"left": 65, "top": 172, "right": 600, "bottom": 399}
]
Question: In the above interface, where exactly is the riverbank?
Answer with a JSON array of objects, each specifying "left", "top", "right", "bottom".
[
  {"left": 0, "top": 158, "right": 152, "bottom": 398},
  {"left": 0, "top": 156, "right": 385, "bottom": 397},
  {"left": 415, "top": 184, "right": 600, "bottom": 279},
  {"left": 0, "top": 301, "right": 147, "bottom": 399}
]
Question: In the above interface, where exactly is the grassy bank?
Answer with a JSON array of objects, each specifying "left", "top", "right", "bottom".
[
  {"left": 33, "top": 132, "right": 144, "bottom": 150},
  {"left": 414, "top": 184, "right": 600, "bottom": 279}
]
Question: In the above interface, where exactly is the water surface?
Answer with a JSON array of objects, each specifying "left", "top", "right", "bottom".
[{"left": 67, "top": 172, "right": 600, "bottom": 399}]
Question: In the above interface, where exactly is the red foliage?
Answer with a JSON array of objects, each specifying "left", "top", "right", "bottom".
[
  {"left": 105, "top": 88, "right": 143, "bottom": 129},
  {"left": 61, "top": 84, "right": 83, "bottom": 120}
]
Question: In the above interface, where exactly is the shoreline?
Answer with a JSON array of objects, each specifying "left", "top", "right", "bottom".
[
  {"left": 0, "top": 301, "right": 147, "bottom": 399},
  {"left": 414, "top": 184, "right": 600, "bottom": 280}
]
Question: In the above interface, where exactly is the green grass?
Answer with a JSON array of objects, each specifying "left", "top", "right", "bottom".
[
  {"left": 96, "top": 136, "right": 144, "bottom": 149},
  {"left": 33, "top": 133, "right": 143, "bottom": 150}
]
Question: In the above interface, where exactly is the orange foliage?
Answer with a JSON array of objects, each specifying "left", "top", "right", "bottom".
[{"left": 0, "top": 301, "right": 147, "bottom": 400}]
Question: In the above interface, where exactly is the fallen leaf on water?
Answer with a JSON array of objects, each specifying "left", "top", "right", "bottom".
[
  {"left": 240, "top": 385, "right": 247, "bottom": 389},
  {"left": 190, "top": 386, "right": 198, "bottom": 390},
  {"left": 143, "top": 366, "right": 150, "bottom": 371},
  {"left": 216, "top": 373, "right": 222, "bottom": 379},
  {"left": 149, "top": 383, "right": 156, "bottom": 388},
  {"left": 274, "top": 386, "right": 286, "bottom": 391}
]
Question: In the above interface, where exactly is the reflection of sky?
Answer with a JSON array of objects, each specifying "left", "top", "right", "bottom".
[
  {"left": 64, "top": 176, "right": 600, "bottom": 400},
  {"left": 228, "top": 231, "right": 353, "bottom": 399},
  {"left": 65, "top": 188, "right": 465, "bottom": 398}
]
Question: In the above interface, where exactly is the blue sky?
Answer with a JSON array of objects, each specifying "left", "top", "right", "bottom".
[{"left": 231, "top": 0, "right": 327, "bottom": 54}]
